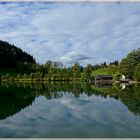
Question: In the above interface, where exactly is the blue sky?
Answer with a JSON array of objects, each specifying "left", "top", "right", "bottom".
[{"left": 0, "top": 2, "right": 140, "bottom": 66}]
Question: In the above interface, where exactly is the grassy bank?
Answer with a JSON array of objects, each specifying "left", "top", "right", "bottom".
[{"left": 92, "top": 67, "right": 120, "bottom": 79}]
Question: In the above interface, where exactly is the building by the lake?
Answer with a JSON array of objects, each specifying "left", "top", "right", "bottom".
[{"left": 95, "top": 75, "right": 113, "bottom": 84}]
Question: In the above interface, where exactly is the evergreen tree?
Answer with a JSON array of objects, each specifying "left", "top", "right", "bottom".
[
  {"left": 119, "top": 48, "right": 140, "bottom": 77},
  {"left": 133, "top": 63, "right": 140, "bottom": 81},
  {"left": 0, "top": 40, "right": 36, "bottom": 69}
]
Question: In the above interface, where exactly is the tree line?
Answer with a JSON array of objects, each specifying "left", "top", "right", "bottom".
[
  {"left": 0, "top": 40, "right": 140, "bottom": 82},
  {"left": 1, "top": 60, "right": 119, "bottom": 82}
]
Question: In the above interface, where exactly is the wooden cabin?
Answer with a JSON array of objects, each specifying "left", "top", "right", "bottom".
[
  {"left": 95, "top": 75, "right": 113, "bottom": 84},
  {"left": 96, "top": 83, "right": 113, "bottom": 88}
]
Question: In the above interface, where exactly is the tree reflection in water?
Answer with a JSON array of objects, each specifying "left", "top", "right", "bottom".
[{"left": 0, "top": 82, "right": 140, "bottom": 120}]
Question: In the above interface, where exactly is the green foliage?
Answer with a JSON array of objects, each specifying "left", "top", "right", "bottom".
[
  {"left": 134, "top": 63, "right": 140, "bottom": 81},
  {"left": 16, "top": 61, "right": 36, "bottom": 74},
  {"left": 119, "top": 48, "right": 140, "bottom": 77},
  {"left": 83, "top": 64, "right": 93, "bottom": 81}
]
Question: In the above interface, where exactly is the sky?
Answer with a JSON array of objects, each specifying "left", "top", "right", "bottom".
[{"left": 0, "top": 2, "right": 140, "bottom": 66}]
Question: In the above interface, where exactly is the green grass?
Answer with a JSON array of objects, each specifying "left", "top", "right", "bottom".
[{"left": 92, "top": 67, "right": 120, "bottom": 78}]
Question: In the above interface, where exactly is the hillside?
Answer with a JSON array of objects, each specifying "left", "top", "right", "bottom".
[
  {"left": 92, "top": 66, "right": 119, "bottom": 78},
  {"left": 0, "top": 40, "right": 36, "bottom": 68}
]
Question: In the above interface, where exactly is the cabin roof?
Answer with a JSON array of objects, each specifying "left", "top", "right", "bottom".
[{"left": 96, "top": 75, "right": 112, "bottom": 78}]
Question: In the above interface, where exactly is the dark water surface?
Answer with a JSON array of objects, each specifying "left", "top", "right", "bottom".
[{"left": 0, "top": 82, "right": 140, "bottom": 138}]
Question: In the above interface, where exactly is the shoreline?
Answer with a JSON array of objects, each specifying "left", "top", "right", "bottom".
[{"left": 0, "top": 79, "right": 140, "bottom": 84}]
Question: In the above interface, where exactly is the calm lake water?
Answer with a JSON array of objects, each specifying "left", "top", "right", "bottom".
[{"left": 0, "top": 82, "right": 140, "bottom": 138}]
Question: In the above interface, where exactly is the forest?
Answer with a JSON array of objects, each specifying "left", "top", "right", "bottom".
[{"left": 0, "top": 40, "right": 140, "bottom": 82}]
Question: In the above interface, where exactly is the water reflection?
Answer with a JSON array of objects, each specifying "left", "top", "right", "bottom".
[
  {"left": 0, "top": 84, "right": 36, "bottom": 120},
  {"left": 0, "top": 82, "right": 140, "bottom": 120}
]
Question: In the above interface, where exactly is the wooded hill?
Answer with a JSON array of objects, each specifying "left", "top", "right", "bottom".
[{"left": 0, "top": 40, "right": 36, "bottom": 68}]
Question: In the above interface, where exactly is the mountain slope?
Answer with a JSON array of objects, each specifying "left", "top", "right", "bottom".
[{"left": 0, "top": 40, "right": 36, "bottom": 68}]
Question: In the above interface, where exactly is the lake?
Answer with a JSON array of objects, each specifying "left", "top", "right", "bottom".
[{"left": 0, "top": 82, "right": 140, "bottom": 138}]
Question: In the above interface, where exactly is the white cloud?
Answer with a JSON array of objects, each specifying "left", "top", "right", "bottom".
[
  {"left": 59, "top": 50, "right": 90, "bottom": 65},
  {"left": 0, "top": 2, "right": 140, "bottom": 65}
]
